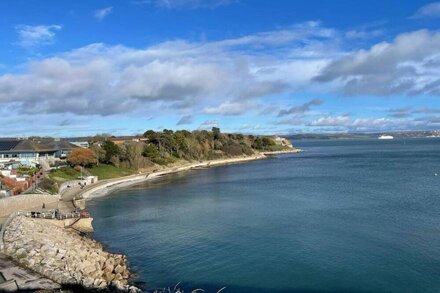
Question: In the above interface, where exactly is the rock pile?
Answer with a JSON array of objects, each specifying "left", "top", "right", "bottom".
[{"left": 1, "top": 216, "right": 139, "bottom": 292}]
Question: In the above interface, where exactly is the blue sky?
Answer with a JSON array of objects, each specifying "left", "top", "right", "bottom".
[{"left": 1, "top": 0, "right": 440, "bottom": 137}]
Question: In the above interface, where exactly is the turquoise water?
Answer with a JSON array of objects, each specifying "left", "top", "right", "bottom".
[{"left": 88, "top": 138, "right": 440, "bottom": 293}]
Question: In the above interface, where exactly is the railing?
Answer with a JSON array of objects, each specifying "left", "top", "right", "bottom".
[{"left": 0, "top": 209, "right": 91, "bottom": 247}]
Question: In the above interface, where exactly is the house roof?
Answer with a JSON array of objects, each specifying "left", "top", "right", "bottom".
[
  {"left": 0, "top": 139, "right": 21, "bottom": 152},
  {"left": 0, "top": 138, "right": 77, "bottom": 153}
]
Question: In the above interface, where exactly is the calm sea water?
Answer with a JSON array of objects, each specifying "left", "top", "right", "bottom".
[{"left": 88, "top": 138, "right": 440, "bottom": 293}]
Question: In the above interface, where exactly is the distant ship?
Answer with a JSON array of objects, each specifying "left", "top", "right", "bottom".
[{"left": 378, "top": 135, "right": 394, "bottom": 140}]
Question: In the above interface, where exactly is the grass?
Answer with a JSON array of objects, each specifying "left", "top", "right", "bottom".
[
  {"left": 50, "top": 167, "right": 81, "bottom": 181},
  {"left": 50, "top": 164, "right": 135, "bottom": 182},
  {"left": 266, "top": 145, "right": 292, "bottom": 151},
  {"left": 87, "top": 164, "right": 135, "bottom": 180}
]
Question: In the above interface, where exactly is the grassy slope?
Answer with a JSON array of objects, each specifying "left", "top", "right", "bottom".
[
  {"left": 50, "top": 164, "right": 135, "bottom": 182},
  {"left": 50, "top": 167, "right": 81, "bottom": 181},
  {"left": 265, "top": 145, "right": 291, "bottom": 152},
  {"left": 87, "top": 164, "right": 135, "bottom": 180}
]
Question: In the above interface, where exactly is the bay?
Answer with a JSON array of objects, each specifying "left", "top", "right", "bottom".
[{"left": 88, "top": 138, "right": 440, "bottom": 293}]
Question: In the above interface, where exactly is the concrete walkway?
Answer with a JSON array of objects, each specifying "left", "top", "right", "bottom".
[
  {"left": 59, "top": 185, "right": 81, "bottom": 213},
  {"left": 0, "top": 253, "right": 60, "bottom": 291}
]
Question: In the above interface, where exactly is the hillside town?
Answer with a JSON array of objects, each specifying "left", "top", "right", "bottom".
[
  {"left": 0, "top": 136, "right": 149, "bottom": 197},
  {"left": 0, "top": 138, "right": 76, "bottom": 197}
]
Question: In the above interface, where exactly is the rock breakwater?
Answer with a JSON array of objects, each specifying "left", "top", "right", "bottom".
[{"left": 1, "top": 215, "right": 139, "bottom": 292}]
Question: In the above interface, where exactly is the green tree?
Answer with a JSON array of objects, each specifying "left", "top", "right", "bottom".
[
  {"left": 90, "top": 144, "right": 105, "bottom": 165},
  {"left": 143, "top": 130, "right": 156, "bottom": 139},
  {"left": 212, "top": 127, "right": 221, "bottom": 140},
  {"left": 102, "top": 140, "right": 120, "bottom": 164}
]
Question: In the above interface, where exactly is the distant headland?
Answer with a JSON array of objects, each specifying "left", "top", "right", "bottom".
[{"left": 288, "top": 130, "right": 440, "bottom": 140}]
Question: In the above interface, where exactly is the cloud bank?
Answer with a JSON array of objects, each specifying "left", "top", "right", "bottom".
[
  {"left": 3, "top": 19, "right": 440, "bottom": 135},
  {"left": 0, "top": 22, "right": 334, "bottom": 116},
  {"left": 316, "top": 30, "right": 440, "bottom": 96}
]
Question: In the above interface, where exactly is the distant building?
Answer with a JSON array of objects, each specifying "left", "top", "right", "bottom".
[
  {"left": 0, "top": 181, "right": 11, "bottom": 197},
  {"left": 0, "top": 169, "right": 34, "bottom": 196},
  {"left": 110, "top": 139, "right": 126, "bottom": 145},
  {"left": 111, "top": 137, "right": 148, "bottom": 145},
  {"left": 132, "top": 137, "right": 149, "bottom": 143},
  {"left": 0, "top": 138, "right": 76, "bottom": 166},
  {"left": 70, "top": 141, "right": 90, "bottom": 148}
]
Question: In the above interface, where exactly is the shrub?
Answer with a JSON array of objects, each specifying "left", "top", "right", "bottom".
[
  {"left": 38, "top": 177, "right": 59, "bottom": 194},
  {"left": 67, "top": 148, "right": 97, "bottom": 167}
]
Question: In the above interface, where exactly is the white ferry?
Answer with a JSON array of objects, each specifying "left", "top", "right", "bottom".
[{"left": 378, "top": 135, "right": 394, "bottom": 140}]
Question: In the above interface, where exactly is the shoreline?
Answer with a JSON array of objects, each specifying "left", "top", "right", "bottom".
[
  {"left": 0, "top": 149, "right": 301, "bottom": 292},
  {"left": 80, "top": 149, "right": 302, "bottom": 200}
]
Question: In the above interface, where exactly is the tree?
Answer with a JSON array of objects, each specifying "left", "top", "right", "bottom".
[
  {"left": 102, "top": 140, "right": 120, "bottom": 163},
  {"left": 90, "top": 145, "right": 105, "bottom": 165},
  {"left": 163, "top": 129, "right": 174, "bottom": 135},
  {"left": 212, "top": 127, "right": 221, "bottom": 140},
  {"left": 143, "top": 130, "right": 156, "bottom": 139},
  {"left": 67, "top": 148, "right": 97, "bottom": 167},
  {"left": 124, "top": 142, "right": 144, "bottom": 170}
]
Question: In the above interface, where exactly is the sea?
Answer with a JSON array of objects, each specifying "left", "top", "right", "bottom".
[{"left": 87, "top": 138, "right": 440, "bottom": 293}]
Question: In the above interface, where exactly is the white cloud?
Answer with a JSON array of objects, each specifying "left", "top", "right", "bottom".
[
  {"left": 345, "top": 29, "right": 384, "bottom": 39},
  {"left": 316, "top": 29, "right": 440, "bottom": 96},
  {"left": 204, "top": 100, "right": 256, "bottom": 115},
  {"left": 215, "top": 21, "right": 336, "bottom": 48},
  {"left": 6, "top": 20, "right": 440, "bottom": 135},
  {"left": 274, "top": 116, "right": 305, "bottom": 126},
  {"left": 411, "top": 2, "right": 440, "bottom": 18},
  {"left": 95, "top": 7, "right": 113, "bottom": 21},
  {"left": 0, "top": 22, "right": 337, "bottom": 116},
  {"left": 307, "top": 115, "right": 438, "bottom": 132},
  {"left": 309, "top": 115, "right": 350, "bottom": 126},
  {"left": 148, "top": 0, "right": 234, "bottom": 9},
  {"left": 16, "top": 24, "right": 62, "bottom": 47}
]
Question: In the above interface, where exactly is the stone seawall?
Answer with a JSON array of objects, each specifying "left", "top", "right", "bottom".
[
  {"left": 0, "top": 194, "right": 60, "bottom": 219},
  {"left": 1, "top": 216, "right": 139, "bottom": 292}
]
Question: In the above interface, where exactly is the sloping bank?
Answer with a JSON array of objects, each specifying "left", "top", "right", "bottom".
[{"left": 80, "top": 150, "right": 300, "bottom": 200}]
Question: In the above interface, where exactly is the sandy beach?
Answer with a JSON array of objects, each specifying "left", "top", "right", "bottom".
[{"left": 79, "top": 149, "right": 301, "bottom": 200}]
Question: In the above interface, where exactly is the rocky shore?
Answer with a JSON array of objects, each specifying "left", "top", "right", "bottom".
[{"left": 1, "top": 215, "right": 139, "bottom": 292}]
